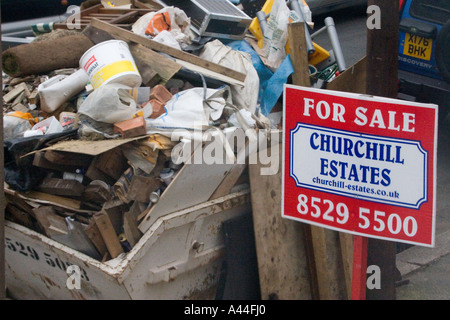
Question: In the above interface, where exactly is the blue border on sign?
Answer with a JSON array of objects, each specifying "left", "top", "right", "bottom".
[{"left": 289, "top": 123, "right": 428, "bottom": 209}]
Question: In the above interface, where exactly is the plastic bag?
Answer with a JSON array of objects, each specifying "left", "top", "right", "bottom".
[
  {"left": 199, "top": 40, "right": 259, "bottom": 114},
  {"left": 3, "top": 111, "right": 38, "bottom": 141},
  {"left": 132, "top": 7, "right": 191, "bottom": 47},
  {"left": 262, "top": 0, "right": 291, "bottom": 71},
  {"left": 153, "top": 30, "right": 182, "bottom": 50},
  {"left": 78, "top": 84, "right": 137, "bottom": 124},
  {"left": 146, "top": 86, "right": 232, "bottom": 131}
]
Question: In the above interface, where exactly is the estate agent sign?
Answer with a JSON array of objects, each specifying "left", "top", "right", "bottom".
[{"left": 282, "top": 85, "right": 438, "bottom": 247}]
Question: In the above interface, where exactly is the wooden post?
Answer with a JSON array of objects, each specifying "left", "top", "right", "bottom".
[
  {"left": 365, "top": 0, "right": 399, "bottom": 300},
  {"left": 248, "top": 22, "right": 314, "bottom": 300},
  {"left": 0, "top": 7, "right": 6, "bottom": 300},
  {"left": 287, "top": 21, "right": 320, "bottom": 300},
  {"left": 288, "top": 21, "right": 349, "bottom": 300}
]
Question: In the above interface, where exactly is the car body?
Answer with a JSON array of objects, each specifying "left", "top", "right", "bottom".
[
  {"left": 305, "top": 0, "right": 367, "bottom": 16},
  {"left": 397, "top": 0, "right": 450, "bottom": 121},
  {"left": 1, "top": 0, "right": 84, "bottom": 23}
]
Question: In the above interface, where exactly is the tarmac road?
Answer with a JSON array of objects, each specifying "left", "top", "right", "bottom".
[{"left": 311, "top": 5, "right": 367, "bottom": 68}]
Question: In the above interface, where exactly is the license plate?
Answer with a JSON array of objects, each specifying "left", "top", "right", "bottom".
[{"left": 403, "top": 33, "right": 433, "bottom": 60}]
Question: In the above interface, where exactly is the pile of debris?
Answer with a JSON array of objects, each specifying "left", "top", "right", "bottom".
[{"left": 2, "top": 0, "right": 340, "bottom": 262}]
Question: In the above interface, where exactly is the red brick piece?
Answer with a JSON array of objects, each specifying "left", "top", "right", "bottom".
[
  {"left": 150, "top": 84, "right": 173, "bottom": 105},
  {"left": 114, "top": 116, "right": 147, "bottom": 138},
  {"left": 149, "top": 99, "right": 166, "bottom": 119}
]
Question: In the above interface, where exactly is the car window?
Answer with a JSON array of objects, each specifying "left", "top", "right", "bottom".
[{"left": 409, "top": 0, "right": 450, "bottom": 25}]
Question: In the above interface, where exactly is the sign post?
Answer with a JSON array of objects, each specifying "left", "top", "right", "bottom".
[{"left": 282, "top": 85, "right": 438, "bottom": 296}]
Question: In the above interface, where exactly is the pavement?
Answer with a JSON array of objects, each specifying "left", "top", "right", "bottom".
[{"left": 395, "top": 115, "right": 450, "bottom": 300}]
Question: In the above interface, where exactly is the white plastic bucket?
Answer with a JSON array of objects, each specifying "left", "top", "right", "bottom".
[{"left": 80, "top": 40, "right": 142, "bottom": 89}]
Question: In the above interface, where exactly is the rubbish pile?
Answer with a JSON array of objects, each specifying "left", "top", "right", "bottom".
[{"left": 2, "top": 0, "right": 344, "bottom": 262}]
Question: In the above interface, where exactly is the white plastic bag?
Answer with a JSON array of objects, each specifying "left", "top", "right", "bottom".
[
  {"left": 262, "top": 0, "right": 291, "bottom": 71},
  {"left": 3, "top": 113, "right": 32, "bottom": 140},
  {"left": 199, "top": 40, "right": 259, "bottom": 114},
  {"left": 78, "top": 84, "right": 137, "bottom": 124},
  {"left": 145, "top": 86, "right": 231, "bottom": 131},
  {"left": 132, "top": 7, "right": 192, "bottom": 47},
  {"left": 153, "top": 30, "right": 182, "bottom": 50}
]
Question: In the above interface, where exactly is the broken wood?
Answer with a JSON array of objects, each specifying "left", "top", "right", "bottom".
[
  {"left": 54, "top": 3, "right": 153, "bottom": 30},
  {"left": 123, "top": 201, "right": 144, "bottom": 247},
  {"left": 85, "top": 156, "right": 117, "bottom": 186},
  {"left": 3, "top": 82, "right": 29, "bottom": 103},
  {"left": 5, "top": 204, "right": 35, "bottom": 230},
  {"left": 43, "top": 150, "right": 93, "bottom": 168},
  {"left": 129, "top": 43, "right": 181, "bottom": 84},
  {"left": 82, "top": 183, "right": 112, "bottom": 205},
  {"left": 36, "top": 177, "right": 85, "bottom": 198},
  {"left": 11, "top": 190, "right": 82, "bottom": 211},
  {"left": 85, "top": 220, "right": 109, "bottom": 258},
  {"left": 93, "top": 211, "right": 124, "bottom": 258},
  {"left": 94, "top": 148, "right": 128, "bottom": 181},
  {"left": 89, "top": 18, "right": 247, "bottom": 83},
  {"left": 32, "top": 206, "right": 68, "bottom": 238},
  {"left": 249, "top": 142, "right": 312, "bottom": 299}
]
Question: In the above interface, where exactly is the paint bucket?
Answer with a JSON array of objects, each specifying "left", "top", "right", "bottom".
[{"left": 79, "top": 40, "right": 142, "bottom": 89}]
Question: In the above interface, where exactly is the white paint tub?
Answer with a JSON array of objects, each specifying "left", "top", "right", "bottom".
[
  {"left": 80, "top": 40, "right": 142, "bottom": 89},
  {"left": 5, "top": 190, "right": 251, "bottom": 300}
]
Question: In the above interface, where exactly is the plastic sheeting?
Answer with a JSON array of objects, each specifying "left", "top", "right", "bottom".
[{"left": 227, "top": 40, "right": 294, "bottom": 116}]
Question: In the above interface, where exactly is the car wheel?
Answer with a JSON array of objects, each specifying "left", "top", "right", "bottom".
[{"left": 435, "top": 20, "right": 450, "bottom": 83}]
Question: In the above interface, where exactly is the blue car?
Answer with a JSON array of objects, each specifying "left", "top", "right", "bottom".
[{"left": 398, "top": 0, "right": 450, "bottom": 121}]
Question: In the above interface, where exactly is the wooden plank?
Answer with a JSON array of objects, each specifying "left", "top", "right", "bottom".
[
  {"left": 340, "top": 232, "right": 354, "bottom": 300},
  {"left": 247, "top": 22, "right": 316, "bottom": 300},
  {"left": 365, "top": 0, "right": 399, "bottom": 300},
  {"left": 11, "top": 190, "right": 81, "bottom": 211},
  {"left": 5, "top": 204, "right": 34, "bottom": 229},
  {"left": 123, "top": 201, "right": 144, "bottom": 247},
  {"left": 93, "top": 211, "right": 124, "bottom": 258},
  {"left": 327, "top": 56, "right": 367, "bottom": 94},
  {"left": 89, "top": 18, "right": 247, "bottom": 83},
  {"left": 310, "top": 226, "right": 348, "bottom": 299},
  {"left": 249, "top": 143, "right": 312, "bottom": 299},
  {"left": 288, "top": 22, "right": 311, "bottom": 87},
  {"left": 85, "top": 220, "right": 109, "bottom": 258},
  {"left": 108, "top": 11, "right": 139, "bottom": 24},
  {"left": 36, "top": 177, "right": 85, "bottom": 198},
  {"left": 85, "top": 156, "right": 117, "bottom": 186},
  {"left": 287, "top": 21, "right": 352, "bottom": 300},
  {"left": 133, "top": 0, "right": 163, "bottom": 10},
  {"left": 44, "top": 150, "right": 93, "bottom": 168},
  {"left": 3, "top": 82, "right": 28, "bottom": 103},
  {"left": 129, "top": 43, "right": 182, "bottom": 83},
  {"left": 326, "top": 57, "right": 367, "bottom": 300},
  {"left": 94, "top": 147, "right": 128, "bottom": 181},
  {"left": 287, "top": 21, "right": 322, "bottom": 299},
  {"left": 32, "top": 206, "right": 68, "bottom": 238}
]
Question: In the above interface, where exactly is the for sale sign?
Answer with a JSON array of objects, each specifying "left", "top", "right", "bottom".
[{"left": 282, "top": 85, "right": 438, "bottom": 247}]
